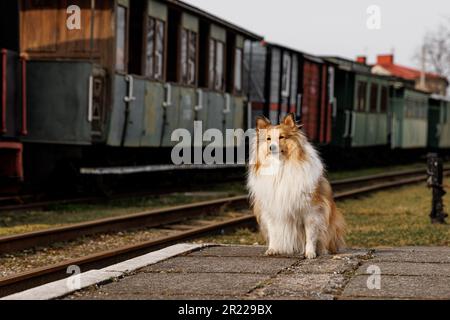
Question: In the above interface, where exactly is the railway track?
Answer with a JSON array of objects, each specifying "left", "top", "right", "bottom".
[{"left": 0, "top": 167, "right": 448, "bottom": 298}]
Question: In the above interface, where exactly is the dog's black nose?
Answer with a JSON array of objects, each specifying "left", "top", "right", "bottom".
[{"left": 270, "top": 144, "right": 278, "bottom": 152}]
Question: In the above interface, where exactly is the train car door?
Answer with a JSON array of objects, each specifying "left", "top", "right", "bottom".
[
  {"left": 279, "top": 51, "right": 292, "bottom": 120},
  {"left": 302, "top": 59, "right": 321, "bottom": 142},
  {"left": 89, "top": 67, "right": 107, "bottom": 141}
]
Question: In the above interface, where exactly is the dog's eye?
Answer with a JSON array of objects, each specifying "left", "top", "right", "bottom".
[
  {"left": 267, "top": 137, "right": 271, "bottom": 141},
  {"left": 280, "top": 135, "right": 285, "bottom": 140}
]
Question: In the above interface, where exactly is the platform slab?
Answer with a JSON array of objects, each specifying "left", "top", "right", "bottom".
[
  {"left": 142, "top": 256, "right": 298, "bottom": 274},
  {"left": 370, "top": 247, "right": 450, "bottom": 264},
  {"left": 8, "top": 245, "right": 447, "bottom": 300},
  {"left": 341, "top": 275, "right": 450, "bottom": 299},
  {"left": 65, "top": 245, "right": 372, "bottom": 300},
  {"left": 355, "top": 261, "right": 450, "bottom": 277}
]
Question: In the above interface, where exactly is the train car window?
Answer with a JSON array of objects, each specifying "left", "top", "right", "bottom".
[
  {"left": 370, "top": 83, "right": 378, "bottom": 112},
  {"left": 155, "top": 20, "right": 165, "bottom": 80},
  {"left": 116, "top": 6, "right": 127, "bottom": 72},
  {"left": 405, "top": 98, "right": 414, "bottom": 118},
  {"left": 291, "top": 56, "right": 299, "bottom": 108},
  {"left": 145, "top": 18, "right": 155, "bottom": 77},
  {"left": 404, "top": 99, "right": 410, "bottom": 117},
  {"left": 234, "top": 48, "right": 243, "bottom": 92},
  {"left": 181, "top": 29, "right": 188, "bottom": 83},
  {"left": 380, "top": 86, "right": 388, "bottom": 112},
  {"left": 208, "top": 39, "right": 225, "bottom": 91},
  {"left": 328, "top": 67, "right": 335, "bottom": 104},
  {"left": 208, "top": 39, "right": 216, "bottom": 89},
  {"left": 180, "top": 29, "right": 197, "bottom": 86},
  {"left": 215, "top": 41, "right": 225, "bottom": 91},
  {"left": 188, "top": 32, "right": 197, "bottom": 85},
  {"left": 281, "top": 53, "right": 291, "bottom": 97},
  {"left": 145, "top": 17, "right": 165, "bottom": 80},
  {"left": 357, "top": 81, "right": 367, "bottom": 111}
]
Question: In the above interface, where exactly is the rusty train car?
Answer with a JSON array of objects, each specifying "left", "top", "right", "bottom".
[
  {"left": 245, "top": 42, "right": 334, "bottom": 145},
  {"left": 1, "top": 0, "right": 262, "bottom": 186}
]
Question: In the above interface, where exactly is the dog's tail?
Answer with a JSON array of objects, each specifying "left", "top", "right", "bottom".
[
  {"left": 328, "top": 204, "right": 346, "bottom": 253},
  {"left": 318, "top": 178, "right": 346, "bottom": 253}
]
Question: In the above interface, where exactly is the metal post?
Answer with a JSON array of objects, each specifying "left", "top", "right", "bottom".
[{"left": 427, "top": 153, "right": 448, "bottom": 224}]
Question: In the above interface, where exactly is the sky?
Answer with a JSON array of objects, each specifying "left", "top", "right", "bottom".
[{"left": 184, "top": 0, "right": 450, "bottom": 68}]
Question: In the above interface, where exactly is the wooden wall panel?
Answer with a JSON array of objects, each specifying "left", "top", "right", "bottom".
[
  {"left": 21, "top": 0, "right": 59, "bottom": 52},
  {"left": 20, "top": 0, "right": 113, "bottom": 69}
]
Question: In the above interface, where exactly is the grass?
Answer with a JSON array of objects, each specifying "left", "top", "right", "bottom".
[
  {"left": 196, "top": 178, "right": 450, "bottom": 248},
  {"left": 341, "top": 178, "right": 450, "bottom": 247}
]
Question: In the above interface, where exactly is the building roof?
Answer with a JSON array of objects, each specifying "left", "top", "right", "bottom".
[
  {"left": 376, "top": 63, "right": 447, "bottom": 83},
  {"left": 372, "top": 54, "right": 448, "bottom": 84}
]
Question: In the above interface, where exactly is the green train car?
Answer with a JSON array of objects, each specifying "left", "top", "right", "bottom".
[
  {"left": 325, "top": 57, "right": 391, "bottom": 148},
  {"left": 428, "top": 95, "right": 450, "bottom": 149},
  {"left": 11, "top": 0, "right": 261, "bottom": 183},
  {"left": 390, "top": 87, "right": 429, "bottom": 149}
]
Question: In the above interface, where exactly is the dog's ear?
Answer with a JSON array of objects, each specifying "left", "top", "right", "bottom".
[
  {"left": 256, "top": 116, "right": 271, "bottom": 130},
  {"left": 283, "top": 113, "right": 297, "bottom": 129}
]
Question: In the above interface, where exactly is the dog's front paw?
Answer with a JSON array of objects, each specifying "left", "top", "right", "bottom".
[
  {"left": 305, "top": 250, "right": 317, "bottom": 259},
  {"left": 265, "top": 248, "right": 278, "bottom": 256}
]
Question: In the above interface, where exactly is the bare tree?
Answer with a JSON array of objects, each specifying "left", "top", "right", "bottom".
[{"left": 415, "top": 19, "right": 450, "bottom": 82}]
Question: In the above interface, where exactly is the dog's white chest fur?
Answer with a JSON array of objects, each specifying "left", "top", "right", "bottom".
[
  {"left": 248, "top": 143, "right": 324, "bottom": 256},
  {"left": 248, "top": 144, "right": 323, "bottom": 217}
]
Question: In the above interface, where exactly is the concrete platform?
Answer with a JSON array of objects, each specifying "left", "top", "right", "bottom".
[{"left": 4, "top": 245, "right": 450, "bottom": 300}]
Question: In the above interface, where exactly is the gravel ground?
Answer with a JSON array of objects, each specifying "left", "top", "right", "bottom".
[{"left": 0, "top": 211, "right": 248, "bottom": 278}]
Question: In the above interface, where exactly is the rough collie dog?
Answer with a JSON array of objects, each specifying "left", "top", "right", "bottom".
[{"left": 247, "top": 114, "right": 345, "bottom": 259}]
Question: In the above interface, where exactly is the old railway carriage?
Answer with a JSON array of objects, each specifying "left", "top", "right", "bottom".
[
  {"left": 245, "top": 42, "right": 335, "bottom": 145},
  {"left": 324, "top": 57, "right": 392, "bottom": 149},
  {"left": 16, "top": 0, "right": 261, "bottom": 183}
]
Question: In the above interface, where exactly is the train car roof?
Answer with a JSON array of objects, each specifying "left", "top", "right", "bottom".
[
  {"left": 262, "top": 41, "right": 326, "bottom": 64},
  {"left": 322, "top": 56, "right": 372, "bottom": 74},
  {"left": 166, "top": 0, "right": 263, "bottom": 40},
  {"left": 323, "top": 56, "right": 410, "bottom": 85}
]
